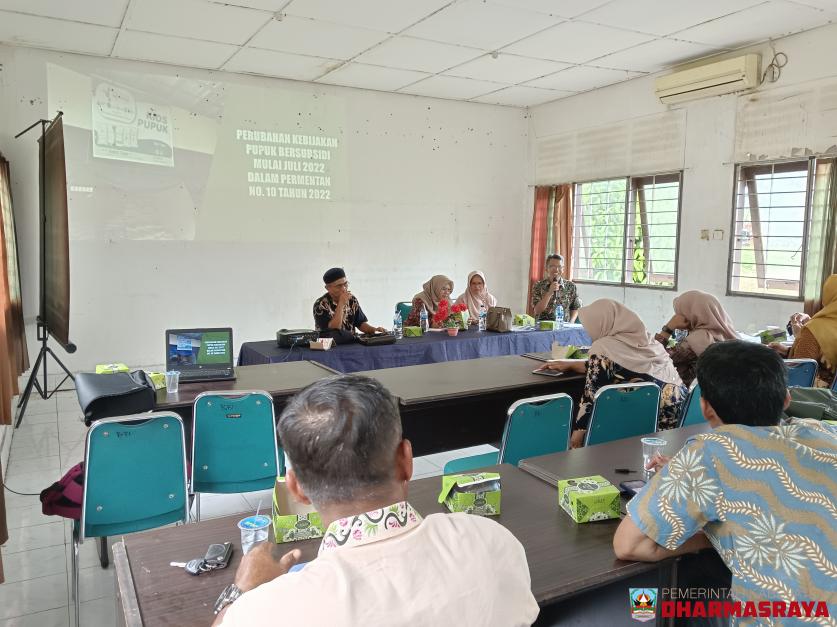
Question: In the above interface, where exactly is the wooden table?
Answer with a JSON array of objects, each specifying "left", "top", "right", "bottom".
[
  {"left": 114, "top": 464, "right": 656, "bottom": 626},
  {"left": 356, "top": 355, "right": 585, "bottom": 456},
  {"left": 518, "top": 424, "right": 710, "bottom": 487}
]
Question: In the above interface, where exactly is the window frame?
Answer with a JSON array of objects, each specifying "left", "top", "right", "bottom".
[
  {"left": 570, "top": 170, "right": 683, "bottom": 291},
  {"left": 726, "top": 158, "right": 814, "bottom": 302}
]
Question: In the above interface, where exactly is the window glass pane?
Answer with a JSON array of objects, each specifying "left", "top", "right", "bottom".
[
  {"left": 572, "top": 178, "right": 627, "bottom": 284},
  {"left": 626, "top": 173, "right": 681, "bottom": 287}
]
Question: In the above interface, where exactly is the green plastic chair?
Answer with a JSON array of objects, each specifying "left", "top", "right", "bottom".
[
  {"left": 585, "top": 382, "right": 661, "bottom": 446},
  {"left": 191, "top": 390, "right": 282, "bottom": 521},
  {"left": 73, "top": 412, "right": 189, "bottom": 626},
  {"left": 442, "top": 393, "right": 574, "bottom": 474},
  {"left": 678, "top": 381, "right": 704, "bottom": 428},
  {"left": 396, "top": 301, "right": 413, "bottom": 322},
  {"left": 784, "top": 359, "right": 818, "bottom": 388}
]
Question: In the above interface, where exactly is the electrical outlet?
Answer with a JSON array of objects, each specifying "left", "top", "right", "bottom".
[{"left": 713, "top": 229, "right": 724, "bottom": 240}]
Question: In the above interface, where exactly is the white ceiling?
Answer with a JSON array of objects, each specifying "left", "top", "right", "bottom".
[{"left": 0, "top": 0, "right": 835, "bottom": 108}]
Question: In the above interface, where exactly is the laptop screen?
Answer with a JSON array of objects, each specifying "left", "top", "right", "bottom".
[{"left": 166, "top": 328, "right": 233, "bottom": 371}]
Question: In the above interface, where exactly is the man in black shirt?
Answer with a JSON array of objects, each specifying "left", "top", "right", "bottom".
[{"left": 313, "top": 268, "right": 386, "bottom": 342}]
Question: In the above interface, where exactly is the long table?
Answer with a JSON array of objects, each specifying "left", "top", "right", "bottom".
[
  {"left": 238, "top": 325, "right": 591, "bottom": 372},
  {"left": 356, "top": 355, "right": 585, "bottom": 456},
  {"left": 114, "top": 464, "right": 660, "bottom": 626}
]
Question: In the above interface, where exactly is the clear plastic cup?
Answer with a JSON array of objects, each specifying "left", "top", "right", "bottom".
[
  {"left": 238, "top": 515, "right": 271, "bottom": 554},
  {"left": 641, "top": 437, "right": 668, "bottom": 475},
  {"left": 164, "top": 370, "right": 180, "bottom": 394}
]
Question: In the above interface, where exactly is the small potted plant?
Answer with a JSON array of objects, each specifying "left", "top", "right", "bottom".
[{"left": 433, "top": 300, "right": 468, "bottom": 336}]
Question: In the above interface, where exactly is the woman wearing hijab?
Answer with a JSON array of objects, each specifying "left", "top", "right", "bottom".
[
  {"left": 454, "top": 271, "right": 497, "bottom": 323},
  {"left": 539, "top": 299, "right": 686, "bottom": 447},
  {"left": 772, "top": 274, "right": 837, "bottom": 387},
  {"left": 404, "top": 275, "right": 454, "bottom": 328},
  {"left": 654, "top": 290, "right": 738, "bottom": 387}
]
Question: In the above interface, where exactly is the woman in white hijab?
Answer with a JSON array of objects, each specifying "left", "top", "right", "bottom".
[
  {"left": 539, "top": 299, "right": 686, "bottom": 447},
  {"left": 454, "top": 271, "right": 497, "bottom": 323}
]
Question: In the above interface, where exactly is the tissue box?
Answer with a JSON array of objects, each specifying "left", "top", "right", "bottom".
[
  {"left": 557, "top": 475, "right": 620, "bottom": 523},
  {"left": 272, "top": 477, "right": 324, "bottom": 543},
  {"left": 539, "top": 320, "right": 556, "bottom": 331},
  {"left": 95, "top": 363, "right": 129, "bottom": 374},
  {"left": 404, "top": 326, "right": 423, "bottom": 337},
  {"left": 309, "top": 338, "right": 334, "bottom": 350},
  {"left": 514, "top": 314, "right": 535, "bottom": 327},
  {"left": 568, "top": 346, "right": 590, "bottom": 359},
  {"left": 144, "top": 371, "right": 166, "bottom": 390},
  {"left": 438, "top": 473, "right": 501, "bottom": 516},
  {"left": 758, "top": 327, "right": 788, "bottom": 344}
]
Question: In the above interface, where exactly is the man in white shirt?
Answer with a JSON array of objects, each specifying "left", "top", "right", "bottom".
[{"left": 213, "top": 375, "right": 539, "bottom": 627}]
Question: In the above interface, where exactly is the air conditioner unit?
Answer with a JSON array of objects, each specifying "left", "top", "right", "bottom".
[{"left": 655, "top": 54, "right": 761, "bottom": 104}]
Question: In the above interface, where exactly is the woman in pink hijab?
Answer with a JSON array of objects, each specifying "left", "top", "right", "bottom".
[
  {"left": 654, "top": 290, "right": 737, "bottom": 387},
  {"left": 454, "top": 271, "right": 497, "bottom": 323},
  {"left": 539, "top": 299, "right": 686, "bottom": 447}
]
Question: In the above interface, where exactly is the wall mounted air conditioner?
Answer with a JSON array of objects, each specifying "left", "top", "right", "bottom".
[{"left": 655, "top": 54, "right": 761, "bottom": 104}]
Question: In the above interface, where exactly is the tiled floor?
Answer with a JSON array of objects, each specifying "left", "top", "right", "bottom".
[{"left": 0, "top": 387, "right": 497, "bottom": 626}]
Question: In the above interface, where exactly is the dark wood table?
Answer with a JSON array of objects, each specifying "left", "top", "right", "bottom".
[
  {"left": 114, "top": 464, "right": 656, "bottom": 626},
  {"left": 518, "top": 424, "right": 710, "bottom": 487},
  {"left": 356, "top": 355, "right": 585, "bottom": 456}
]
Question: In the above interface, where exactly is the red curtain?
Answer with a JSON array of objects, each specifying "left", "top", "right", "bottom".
[
  {"left": 527, "top": 187, "right": 552, "bottom": 314},
  {"left": 527, "top": 185, "right": 573, "bottom": 314}
]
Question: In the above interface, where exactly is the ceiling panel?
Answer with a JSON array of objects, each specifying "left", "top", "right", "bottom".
[
  {"left": 472, "top": 85, "right": 573, "bottom": 106},
  {"left": 214, "top": 0, "right": 289, "bottom": 9},
  {"left": 0, "top": 10, "right": 117, "bottom": 55},
  {"left": 445, "top": 53, "right": 570, "bottom": 84},
  {"left": 355, "top": 36, "right": 482, "bottom": 73},
  {"left": 673, "top": 1, "right": 836, "bottom": 47},
  {"left": 526, "top": 65, "right": 644, "bottom": 91},
  {"left": 592, "top": 38, "right": 722, "bottom": 72},
  {"left": 580, "top": 0, "right": 765, "bottom": 36},
  {"left": 404, "top": 0, "right": 562, "bottom": 50},
  {"left": 0, "top": 0, "right": 129, "bottom": 27},
  {"left": 113, "top": 30, "right": 237, "bottom": 69},
  {"left": 224, "top": 47, "right": 341, "bottom": 81},
  {"left": 502, "top": 20, "right": 654, "bottom": 64},
  {"left": 484, "top": 0, "right": 611, "bottom": 19},
  {"left": 316, "top": 62, "right": 430, "bottom": 91},
  {"left": 284, "top": 0, "right": 453, "bottom": 33},
  {"left": 399, "top": 75, "right": 506, "bottom": 99},
  {"left": 249, "top": 15, "right": 389, "bottom": 60},
  {"left": 126, "top": 0, "right": 270, "bottom": 45}
]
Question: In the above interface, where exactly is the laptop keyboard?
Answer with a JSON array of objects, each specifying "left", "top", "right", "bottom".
[{"left": 180, "top": 369, "right": 232, "bottom": 380}]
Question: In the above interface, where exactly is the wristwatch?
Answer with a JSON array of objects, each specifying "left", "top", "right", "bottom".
[
  {"left": 661, "top": 325, "right": 674, "bottom": 336},
  {"left": 214, "top": 583, "right": 243, "bottom": 614}
]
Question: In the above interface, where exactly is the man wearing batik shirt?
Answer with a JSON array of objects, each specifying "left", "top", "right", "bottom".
[
  {"left": 312, "top": 267, "right": 386, "bottom": 341},
  {"left": 213, "top": 375, "right": 539, "bottom": 627},
  {"left": 614, "top": 340, "right": 837, "bottom": 625},
  {"left": 531, "top": 254, "right": 581, "bottom": 322}
]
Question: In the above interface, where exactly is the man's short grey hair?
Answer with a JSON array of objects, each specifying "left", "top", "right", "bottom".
[{"left": 277, "top": 375, "right": 403, "bottom": 504}]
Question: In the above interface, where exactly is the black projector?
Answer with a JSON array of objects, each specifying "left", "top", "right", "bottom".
[{"left": 277, "top": 328, "right": 319, "bottom": 348}]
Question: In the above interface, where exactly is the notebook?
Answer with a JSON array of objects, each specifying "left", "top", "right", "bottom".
[{"left": 165, "top": 327, "right": 236, "bottom": 383}]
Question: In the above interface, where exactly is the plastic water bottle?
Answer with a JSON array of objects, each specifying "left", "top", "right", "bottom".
[
  {"left": 555, "top": 304, "right": 565, "bottom": 330},
  {"left": 393, "top": 310, "right": 403, "bottom": 340},
  {"left": 478, "top": 304, "right": 487, "bottom": 332},
  {"left": 419, "top": 305, "right": 429, "bottom": 333}
]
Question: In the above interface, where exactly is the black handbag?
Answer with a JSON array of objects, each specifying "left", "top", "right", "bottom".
[{"left": 74, "top": 371, "right": 156, "bottom": 426}]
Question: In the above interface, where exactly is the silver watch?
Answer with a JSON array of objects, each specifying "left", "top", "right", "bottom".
[{"left": 214, "top": 583, "right": 243, "bottom": 614}]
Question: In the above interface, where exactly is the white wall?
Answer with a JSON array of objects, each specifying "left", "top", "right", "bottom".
[
  {"left": 528, "top": 22, "right": 837, "bottom": 333},
  {"left": 0, "top": 45, "right": 530, "bottom": 370}
]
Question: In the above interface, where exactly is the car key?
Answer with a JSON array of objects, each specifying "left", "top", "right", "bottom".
[
  {"left": 170, "top": 559, "right": 207, "bottom": 575},
  {"left": 204, "top": 542, "right": 233, "bottom": 569}
]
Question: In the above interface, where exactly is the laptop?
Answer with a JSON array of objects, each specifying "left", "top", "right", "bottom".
[{"left": 165, "top": 327, "right": 236, "bottom": 383}]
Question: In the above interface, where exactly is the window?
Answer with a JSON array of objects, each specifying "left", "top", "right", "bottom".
[
  {"left": 729, "top": 161, "right": 810, "bottom": 299},
  {"left": 571, "top": 172, "right": 682, "bottom": 288}
]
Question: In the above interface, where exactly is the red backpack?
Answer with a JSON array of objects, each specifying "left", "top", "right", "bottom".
[{"left": 40, "top": 462, "right": 84, "bottom": 520}]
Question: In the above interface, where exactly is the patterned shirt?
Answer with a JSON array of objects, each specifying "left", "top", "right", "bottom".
[
  {"left": 665, "top": 339, "right": 699, "bottom": 388},
  {"left": 312, "top": 293, "right": 368, "bottom": 333},
  {"left": 628, "top": 419, "right": 837, "bottom": 626},
  {"left": 530, "top": 278, "right": 582, "bottom": 321},
  {"left": 789, "top": 326, "right": 835, "bottom": 388},
  {"left": 404, "top": 296, "right": 444, "bottom": 329},
  {"left": 576, "top": 354, "right": 686, "bottom": 431}
]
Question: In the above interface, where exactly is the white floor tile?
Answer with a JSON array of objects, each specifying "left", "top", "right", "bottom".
[
  {"left": 55, "top": 394, "right": 80, "bottom": 411},
  {"left": 412, "top": 469, "right": 442, "bottom": 480},
  {"left": 240, "top": 489, "right": 275, "bottom": 511},
  {"left": 56, "top": 422, "right": 88, "bottom": 445},
  {"left": 412, "top": 456, "right": 441, "bottom": 478},
  {"left": 13, "top": 422, "right": 58, "bottom": 438},
  {"left": 2, "top": 470, "right": 65, "bottom": 495},
  {"left": 79, "top": 595, "right": 115, "bottom": 627},
  {"left": 421, "top": 444, "right": 499, "bottom": 471},
  {"left": 6, "top": 455, "right": 60, "bottom": 478},
  {"left": 0, "top": 545, "right": 67, "bottom": 584},
  {"left": 4, "top": 504, "right": 56, "bottom": 530},
  {"left": 17, "top": 413, "right": 58, "bottom": 426},
  {"left": 9, "top": 442, "right": 62, "bottom": 462},
  {"left": 65, "top": 540, "right": 102, "bottom": 571},
  {"left": 193, "top": 493, "right": 252, "bottom": 520},
  {"left": 0, "top": 491, "right": 41, "bottom": 511},
  {"left": 0, "top": 572, "right": 68, "bottom": 619},
  {"left": 14, "top": 399, "right": 57, "bottom": 417},
  {"left": 56, "top": 412, "right": 84, "bottom": 424},
  {"left": 1, "top": 521, "right": 66, "bottom": 555},
  {"left": 76, "top": 564, "right": 115, "bottom": 603},
  {"left": 0, "top": 606, "right": 69, "bottom": 627}
]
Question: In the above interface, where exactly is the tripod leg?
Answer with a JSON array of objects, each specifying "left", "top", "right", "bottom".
[{"left": 14, "top": 348, "right": 46, "bottom": 428}]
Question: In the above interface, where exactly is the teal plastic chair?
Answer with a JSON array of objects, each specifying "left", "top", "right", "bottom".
[
  {"left": 831, "top": 374, "right": 837, "bottom": 393},
  {"left": 396, "top": 301, "right": 412, "bottom": 322},
  {"left": 678, "top": 381, "right": 704, "bottom": 427},
  {"left": 191, "top": 390, "right": 282, "bottom": 521},
  {"left": 784, "top": 359, "right": 818, "bottom": 388},
  {"left": 73, "top": 412, "right": 188, "bottom": 626},
  {"left": 585, "top": 382, "right": 661, "bottom": 446},
  {"left": 442, "top": 393, "right": 573, "bottom": 473}
]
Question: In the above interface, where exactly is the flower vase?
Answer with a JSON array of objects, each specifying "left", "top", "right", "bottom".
[{"left": 446, "top": 327, "right": 459, "bottom": 337}]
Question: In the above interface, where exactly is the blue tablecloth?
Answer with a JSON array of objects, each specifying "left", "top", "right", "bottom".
[{"left": 238, "top": 325, "right": 591, "bottom": 373}]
